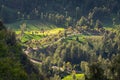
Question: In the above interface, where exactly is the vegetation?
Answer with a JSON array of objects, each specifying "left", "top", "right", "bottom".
[
  {"left": 0, "top": 0, "right": 120, "bottom": 80},
  {"left": 63, "top": 74, "right": 85, "bottom": 80},
  {"left": 0, "top": 21, "right": 43, "bottom": 80}
]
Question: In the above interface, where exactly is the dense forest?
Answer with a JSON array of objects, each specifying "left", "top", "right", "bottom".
[
  {"left": 1, "top": 0, "right": 120, "bottom": 24},
  {"left": 0, "top": 22, "right": 43, "bottom": 80},
  {"left": 0, "top": 0, "right": 120, "bottom": 80}
]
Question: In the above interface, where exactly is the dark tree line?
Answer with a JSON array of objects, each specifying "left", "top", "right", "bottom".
[{"left": 0, "top": 0, "right": 120, "bottom": 24}]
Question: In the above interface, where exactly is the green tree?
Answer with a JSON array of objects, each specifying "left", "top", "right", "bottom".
[
  {"left": 41, "top": 12, "right": 44, "bottom": 19},
  {"left": 86, "top": 62, "right": 107, "bottom": 80},
  {"left": 112, "top": 18, "right": 116, "bottom": 26},
  {"left": 5, "top": 30, "right": 16, "bottom": 46},
  {"left": 76, "top": 36, "right": 79, "bottom": 41},
  {"left": 95, "top": 20, "right": 103, "bottom": 29},
  {"left": 65, "top": 16, "right": 72, "bottom": 27},
  {"left": 0, "top": 21, "right": 6, "bottom": 30},
  {"left": 111, "top": 54, "right": 120, "bottom": 80},
  {"left": 80, "top": 61, "right": 89, "bottom": 74},
  {"left": 76, "top": 7, "right": 80, "bottom": 20},
  {"left": 77, "top": 16, "right": 87, "bottom": 26},
  {"left": 20, "top": 23, "right": 26, "bottom": 37}
]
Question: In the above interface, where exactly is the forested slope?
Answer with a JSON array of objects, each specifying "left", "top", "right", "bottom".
[
  {"left": 0, "top": 21, "right": 43, "bottom": 80},
  {"left": 0, "top": 0, "right": 120, "bottom": 80},
  {"left": 0, "top": 0, "right": 120, "bottom": 24}
]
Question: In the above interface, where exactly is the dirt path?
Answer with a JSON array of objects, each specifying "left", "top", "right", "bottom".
[{"left": 24, "top": 50, "right": 42, "bottom": 64}]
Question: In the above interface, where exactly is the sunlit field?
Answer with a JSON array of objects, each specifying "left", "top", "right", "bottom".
[
  {"left": 15, "top": 28, "right": 64, "bottom": 42},
  {"left": 15, "top": 28, "right": 64, "bottom": 35},
  {"left": 62, "top": 74, "right": 85, "bottom": 80}
]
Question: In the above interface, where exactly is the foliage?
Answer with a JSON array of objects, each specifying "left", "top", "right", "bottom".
[
  {"left": 1, "top": 0, "right": 120, "bottom": 25},
  {"left": 95, "top": 20, "right": 103, "bottom": 29},
  {"left": 1, "top": 1, "right": 120, "bottom": 80},
  {"left": 77, "top": 16, "right": 87, "bottom": 26},
  {"left": 0, "top": 23, "right": 42, "bottom": 80}
]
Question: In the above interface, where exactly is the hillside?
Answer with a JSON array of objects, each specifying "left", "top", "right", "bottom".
[
  {"left": 0, "top": 0, "right": 120, "bottom": 80},
  {"left": 0, "top": 21, "right": 43, "bottom": 80}
]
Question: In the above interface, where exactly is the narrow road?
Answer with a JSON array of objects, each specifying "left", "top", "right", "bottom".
[
  {"left": 24, "top": 49, "right": 64, "bottom": 71},
  {"left": 24, "top": 50, "right": 42, "bottom": 64}
]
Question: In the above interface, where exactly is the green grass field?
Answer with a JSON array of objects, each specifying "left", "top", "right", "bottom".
[
  {"left": 20, "top": 34, "right": 44, "bottom": 42},
  {"left": 62, "top": 74, "right": 85, "bottom": 80},
  {"left": 16, "top": 28, "right": 64, "bottom": 43},
  {"left": 15, "top": 28, "right": 64, "bottom": 35}
]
